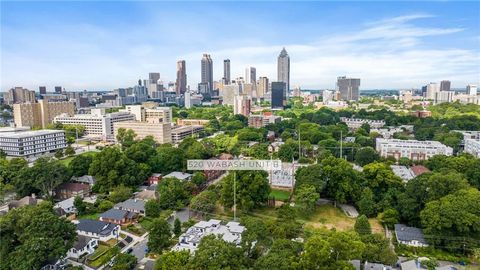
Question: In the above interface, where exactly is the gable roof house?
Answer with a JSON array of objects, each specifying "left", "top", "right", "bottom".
[
  {"left": 395, "top": 224, "right": 429, "bottom": 247},
  {"left": 99, "top": 208, "right": 136, "bottom": 225},
  {"left": 114, "top": 198, "right": 146, "bottom": 215},
  {"left": 67, "top": 235, "right": 98, "bottom": 259},
  {"left": 76, "top": 219, "right": 120, "bottom": 242},
  {"left": 54, "top": 182, "right": 91, "bottom": 200}
]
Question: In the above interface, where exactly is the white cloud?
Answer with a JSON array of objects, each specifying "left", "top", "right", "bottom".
[{"left": 1, "top": 13, "right": 478, "bottom": 90}]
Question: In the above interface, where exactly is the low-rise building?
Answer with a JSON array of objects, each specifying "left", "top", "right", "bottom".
[
  {"left": 54, "top": 182, "right": 91, "bottom": 200},
  {"left": 114, "top": 198, "right": 146, "bottom": 215},
  {"left": 76, "top": 219, "right": 120, "bottom": 242},
  {"left": 113, "top": 119, "right": 172, "bottom": 144},
  {"left": 54, "top": 108, "right": 135, "bottom": 141},
  {"left": 54, "top": 197, "right": 76, "bottom": 214},
  {"left": 147, "top": 173, "right": 162, "bottom": 185},
  {"left": 340, "top": 117, "right": 386, "bottom": 130},
  {"left": 164, "top": 171, "right": 192, "bottom": 181},
  {"left": 390, "top": 165, "right": 415, "bottom": 182},
  {"left": 171, "top": 125, "right": 204, "bottom": 144},
  {"left": 0, "top": 195, "right": 42, "bottom": 215},
  {"left": 376, "top": 138, "right": 453, "bottom": 161},
  {"left": 176, "top": 119, "right": 210, "bottom": 126},
  {"left": 464, "top": 138, "right": 480, "bottom": 158},
  {"left": 99, "top": 208, "right": 136, "bottom": 225},
  {"left": 0, "top": 129, "right": 66, "bottom": 157},
  {"left": 248, "top": 114, "right": 282, "bottom": 128},
  {"left": 268, "top": 141, "right": 284, "bottom": 153},
  {"left": 173, "top": 219, "right": 245, "bottom": 252},
  {"left": 394, "top": 224, "right": 428, "bottom": 247},
  {"left": 67, "top": 235, "right": 98, "bottom": 259}
]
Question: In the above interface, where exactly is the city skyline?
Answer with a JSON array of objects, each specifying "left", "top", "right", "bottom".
[{"left": 1, "top": 1, "right": 479, "bottom": 91}]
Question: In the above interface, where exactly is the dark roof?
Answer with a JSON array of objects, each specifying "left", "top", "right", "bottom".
[
  {"left": 76, "top": 219, "right": 117, "bottom": 236},
  {"left": 73, "top": 235, "right": 94, "bottom": 250},
  {"left": 56, "top": 182, "right": 90, "bottom": 192},
  {"left": 100, "top": 208, "right": 130, "bottom": 220},
  {"left": 394, "top": 224, "right": 427, "bottom": 245}
]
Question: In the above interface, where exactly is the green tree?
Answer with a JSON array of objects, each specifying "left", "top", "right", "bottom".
[
  {"left": 158, "top": 177, "right": 191, "bottom": 210},
  {"left": 148, "top": 146, "right": 185, "bottom": 174},
  {"left": 111, "top": 253, "right": 137, "bottom": 270},
  {"left": 354, "top": 215, "right": 372, "bottom": 236},
  {"left": 108, "top": 185, "right": 132, "bottom": 203},
  {"left": 361, "top": 233, "right": 397, "bottom": 266},
  {"left": 148, "top": 218, "right": 172, "bottom": 253},
  {"left": 295, "top": 184, "right": 319, "bottom": 215},
  {"left": 145, "top": 199, "right": 162, "bottom": 218},
  {"left": 125, "top": 141, "right": 156, "bottom": 163},
  {"left": 54, "top": 149, "right": 64, "bottom": 159},
  {"left": 69, "top": 154, "right": 93, "bottom": 177},
  {"left": 155, "top": 250, "right": 191, "bottom": 270},
  {"left": 0, "top": 202, "right": 76, "bottom": 270},
  {"left": 254, "top": 239, "right": 302, "bottom": 270},
  {"left": 116, "top": 128, "right": 137, "bottom": 148},
  {"left": 354, "top": 147, "right": 379, "bottom": 166},
  {"left": 173, "top": 218, "right": 182, "bottom": 236},
  {"left": 295, "top": 164, "right": 326, "bottom": 193},
  {"left": 357, "top": 188, "right": 376, "bottom": 217},
  {"left": 189, "top": 190, "right": 218, "bottom": 213},
  {"left": 64, "top": 145, "right": 75, "bottom": 156},
  {"left": 97, "top": 199, "right": 114, "bottom": 212},
  {"left": 377, "top": 208, "right": 399, "bottom": 229},
  {"left": 190, "top": 235, "right": 247, "bottom": 270},
  {"left": 320, "top": 156, "right": 360, "bottom": 204},
  {"left": 73, "top": 196, "right": 86, "bottom": 215},
  {"left": 220, "top": 171, "right": 270, "bottom": 211},
  {"left": 25, "top": 157, "right": 71, "bottom": 197}
]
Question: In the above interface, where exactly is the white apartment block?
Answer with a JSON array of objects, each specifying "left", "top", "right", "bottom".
[
  {"left": 376, "top": 138, "right": 453, "bottom": 161},
  {"left": 54, "top": 108, "right": 135, "bottom": 141},
  {"left": 171, "top": 125, "right": 204, "bottom": 144},
  {"left": 464, "top": 139, "right": 480, "bottom": 158},
  {"left": 340, "top": 117, "right": 386, "bottom": 130},
  {"left": 120, "top": 105, "right": 172, "bottom": 123},
  {"left": 173, "top": 219, "right": 245, "bottom": 253},
  {"left": 113, "top": 119, "right": 172, "bottom": 144},
  {"left": 0, "top": 129, "right": 66, "bottom": 157}
]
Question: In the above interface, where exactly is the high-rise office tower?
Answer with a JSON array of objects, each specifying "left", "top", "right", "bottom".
[
  {"left": 224, "top": 59, "right": 231, "bottom": 84},
  {"left": 466, "top": 84, "right": 478, "bottom": 96},
  {"left": 271, "top": 82, "right": 286, "bottom": 109},
  {"left": 336, "top": 76, "right": 360, "bottom": 101},
  {"left": 256, "top": 77, "right": 269, "bottom": 98},
  {"left": 3, "top": 87, "right": 36, "bottom": 105},
  {"left": 147, "top": 72, "right": 161, "bottom": 97},
  {"left": 245, "top": 67, "right": 256, "bottom": 84},
  {"left": 176, "top": 60, "right": 187, "bottom": 95},
  {"left": 39, "top": 86, "right": 47, "bottom": 95},
  {"left": 54, "top": 86, "right": 62, "bottom": 94},
  {"left": 149, "top": 72, "right": 160, "bottom": 83},
  {"left": 201, "top": 54, "right": 213, "bottom": 93},
  {"left": 277, "top": 48, "right": 290, "bottom": 93},
  {"left": 425, "top": 82, "right": 439, "bottom": 100},
  {"left": 440, "top": 80, "right": 451, "bottom": 92}
]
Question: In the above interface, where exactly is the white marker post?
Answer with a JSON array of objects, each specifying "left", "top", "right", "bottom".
[{"left": 188, "top": 159, "right": 282, "bottom": 220}]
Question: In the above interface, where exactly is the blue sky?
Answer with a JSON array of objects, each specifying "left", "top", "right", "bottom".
[{"left": 1, "top": 1, "right": 479, "bottom": 91}]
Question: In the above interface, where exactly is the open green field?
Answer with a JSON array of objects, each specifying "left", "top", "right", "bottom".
[
  {"left": 269, "top": 189, "right": 291, "bottom": 202},
  {"left": 76, "top": 212, "right": 100, "bottom": 220},
  {"left": 59, "top": 151, "right": 97, "bottom": 166}
]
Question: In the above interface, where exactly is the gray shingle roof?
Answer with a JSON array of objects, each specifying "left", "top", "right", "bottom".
[
  {"left": 73, "top": 235, "right": 94, "bottom": 250},
  {"left": 100, "top": 208, "right": 130, "bottom": 220},
  {"left": 114, "top": 198, "right": 145, "bottom": 212},
  {"left": 395, "top": 224, "right": 428, "bottom": 245},
  {"left": 76, "top": 219, "right": 117, "bottom": 236}
]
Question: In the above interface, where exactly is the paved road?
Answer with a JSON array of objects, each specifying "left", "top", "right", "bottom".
[{"left": 131, "top": 238, "right": 148, "bottom": 262}]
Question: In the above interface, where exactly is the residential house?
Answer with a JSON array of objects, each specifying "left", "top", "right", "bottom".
[
  {"left": 114, "top": 198, "right": 146, "bottom": 215},
  {"left": 395, "top": 224, "right": 429, "bottom": 247},
  {"left": 54, "top": 183, "right": 90, "bottom": 200},
  {"left": 54, "top": 197, "right": 76, "bottom": 215},
  {"left": 135, "top": 190, "right": 157, "bottom": 201},
  {"left": 67, "top": 235, "right": 98, "bottom": 259},
  {"left": 0, "top": 195, "right": 42, "bottom": 215},
  {"left": 147, "top": 173, "right": 162, "bottom": 185},
  {"left": 268, "top": 141, "right": 284, "bottom": 153},
  {"left": 71, "top": 175, "right": 96, "bottom": 186},
  {"left": 204, "top": 153, "right": 233, "bottom": 182},
  {"left": 99, "top": 208, "right": 136, "bottom": 225},
  {"left": 173, "top": 219, "right": 245, "bottom": 252},
  {"left": 76, "top": 219, "right": 120, "bottom": 242},
  {"left": 164, "top": 171, "right": 192, "bottom": 181},
  {"left": 410, "top": 165, "right": 430, "bottom": 177}
]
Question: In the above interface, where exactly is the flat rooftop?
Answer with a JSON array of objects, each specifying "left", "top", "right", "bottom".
[{"left": 0, "top": 129, "right": 64, "bottom": 139}]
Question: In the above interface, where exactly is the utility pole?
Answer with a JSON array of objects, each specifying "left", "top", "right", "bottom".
[
  {"left": 298, "top": 127, "right": 301, "bottom": 161},
  {"left": 340, "top": 130, "right": 343, "bottom": 159},
  {"left": 233, "top": 171, "right": 236, "bottom": 221}
]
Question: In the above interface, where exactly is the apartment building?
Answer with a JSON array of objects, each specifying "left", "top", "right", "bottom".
[
  {"left": 176, "top": 119, "right": 210, "bottom": 126},
  {"left": 120, "top": 105, "right": 172, "bottom": 123},
  {"left": 464, "top": 138, "right": 480, "bottom": 158},
  {"left": 54, "top": 108, "right": 135, "bottom": 141},
  {"left": 248, "top": 114, "right": 282, "bottom": 128},
  {"left": 0, "top": 129, "right": 66, "bottom": 157},
  {"left": 3, "top": 87, "right": 36, "bottom": 105},
  {"left": 375, "top": 138, "right": 453, "bottom": 161},
  {"left": 171, "top": 125, "right": 204, "bottom": 144},
  {"left": 13, "top": 100, "right": 75, "bottom": 128},
  {"left": 113, "top": 119, "right": 172, "bottom": 144},
  {"left": 340, "top": 117, "right": 386, "bottom": 130}
]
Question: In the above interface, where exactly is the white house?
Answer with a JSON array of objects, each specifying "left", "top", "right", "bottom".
[
  {"left": 76, "top": 219, "right": 120, "bottom": 242},
  {"left": 67, "top": 235, "right": 98, "bottom": 259},
  {"left": 173, "top": 219, "right": 245, "bottom": 253},
  {"left": 54, "top": 197, "right": 76, "bottom": 214},
  {"left": 394, "top": 224, "right": 429, "bottom": 247}
]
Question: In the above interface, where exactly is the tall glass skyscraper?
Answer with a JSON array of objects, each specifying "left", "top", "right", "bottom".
[
  {"left": 201, "top": 54, "right": 213, "bottom": 93},
  {"left": 176, "top": 60, "right": 187, "bottom": 95},
  {"left": 277, "top": 48, "right": 290, "bottom": 93}
]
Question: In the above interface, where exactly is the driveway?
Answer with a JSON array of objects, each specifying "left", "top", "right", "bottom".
[{"left": 131, "top": 239, "right": 148, "bottom": 262}]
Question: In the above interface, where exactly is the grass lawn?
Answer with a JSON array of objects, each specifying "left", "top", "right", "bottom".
[
  {"left": 269, "top": 189, "right": 291, "bottom": 202},
  {"left": 139, "top": 217, "right": 154, "bottom": 231},
  {"left": 122, "top": 223, "right": 146, "bottom": 236},
  {"left": 87, "top": 244, "right": 114, "bottom": 268},
  {"left": 77, "top": 212, "right": 100, "bottom": 220},
  {"left": 59, "top": 151, "right": 97, "bottom": 166}
]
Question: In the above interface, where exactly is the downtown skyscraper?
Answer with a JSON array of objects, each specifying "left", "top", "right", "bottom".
[
  {"left": 277, "top": 47, "right": 290, "bottom": 93},
  {"left": 223, "top": 59, "right": 231, "bottom": 84},
  {"left": 176, "top": 60, "right": 187, "bottom": 95},
  {"left": 336, "top": 76, "right": 360, "bottom": 101},
  {"left": 200, "top": 54, "right": 213, "bottom": 94}
]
